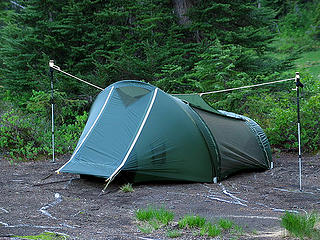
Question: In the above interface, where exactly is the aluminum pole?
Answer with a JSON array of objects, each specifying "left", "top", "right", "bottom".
[
  {"left": 49, "top": 60, "right": 55, "bottom": 163},
  {"left": 295, "top": 72, "right": 303, "bottom": 191}
]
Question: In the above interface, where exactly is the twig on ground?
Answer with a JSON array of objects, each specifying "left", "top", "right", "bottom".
[
  {"left": 273, "top": 187, "right": 320, "bottom": 195},
  {"left": 0, "top": 221, "right": 75, "bottom": 229},
  {"left": 33, "top": 178, "right": 79, "bottom": 186},
  {"left": 41, "top": 172, "right": 55, "bottom": 181},
  {"left": 39, "top": 193, "right": 62, "bottom": 219},
  {"left": 0, "top": 207, "right": 9, "bottom": 213}
]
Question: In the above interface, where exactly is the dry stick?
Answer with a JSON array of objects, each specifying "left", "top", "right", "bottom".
[
  {"left": 33, "top": 178, "right": 79, "bottom": 187},
  {"left": 0, "top": 207, "right": 9, "bottom": 213},
  {"left": 41, "top": 172, "right": 55, "bottom": 181}
]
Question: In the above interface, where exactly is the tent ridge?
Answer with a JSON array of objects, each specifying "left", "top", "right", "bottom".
[
  {"left": 106, "top": 88, "right": 159, "bottom": 182},
  {"left": 56, "top": 86, "right": 115, "bottom": 173}
]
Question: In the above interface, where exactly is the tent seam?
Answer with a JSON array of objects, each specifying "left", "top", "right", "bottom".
[
  {"left": 106, "top": 88, "right": 159, "bottom": 182},
  {"left": 56, "top": 86, "right": 115, "bottom": 173}
]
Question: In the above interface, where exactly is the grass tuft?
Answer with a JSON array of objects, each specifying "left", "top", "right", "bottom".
[
  {"left": 281, "top": 211, "right": 320, "bottom": 239},
  {"left": 178, "top": 215, "right": 206, "bottom": 229},
  {"left": 135, "top": 206, "right": 174, "bottom": 234},
  {"left": 138, "top": 224, "right": 153, "bottom": 234},
  {"left": 14, "top": 231, "right": 69, "bottom": 240},
  {"left": 207, "top": 223, "right": 222, "bottom": 237},
  {"left": 135, "top": 206, "right": 174, "bottom": 227},
  {"left": 120, "top": 183, "right": 134, "bottom": 193},
  {"left": 218, "top": 218, "right": 234, "bottom": 230},
  {"left": 166, "top": 230, "right": 182, "bottom": 238}
]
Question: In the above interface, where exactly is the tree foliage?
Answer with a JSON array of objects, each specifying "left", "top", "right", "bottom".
[
  {"left": 0, "top": 0, "right": 291, "bottom": 98},
  {"left": 1, "top": 0, "right": 319, "bottom": 158}
]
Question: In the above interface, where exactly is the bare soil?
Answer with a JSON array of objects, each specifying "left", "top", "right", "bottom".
[{"left": 0, "top": 153, "right": 319, "bottom": 240}]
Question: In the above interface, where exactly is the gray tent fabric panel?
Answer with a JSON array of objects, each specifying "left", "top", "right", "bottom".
[
  {"left": 122, "top": 90, "right": 215, "bottom": 182},
  {"left": 218, "top": 110, "right": 272, "bottom": 168},
  {"left": 59, "top": 87, "right": 155, "bottom": 178},
  {"left": 193, "top": 108, "right": 269, "bottom": 179}
]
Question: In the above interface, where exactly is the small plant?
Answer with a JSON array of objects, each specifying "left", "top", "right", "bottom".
[
  {"left": 135, "top": 207, "right": 154, "bottom": 222},
  {"left": 149, "top": 220, "right": 161, "bottom": 230},
  {"left": 281, "top": 211, "right": 320, "bottom": 239},
  {"left": 120, "top": 183, "right": 134, "bottom": 193},
  {"left": 135, "top": 206, "right": 174, "bottom": 225},
  {"left": 135, "top": 206, "right": 175, "bottom": 233},
  {"left": 218, "top": 218, "right": 234, "bottom": 230},
  {"left": 207, "top": 223, "right": 222, "bottom": 237},
  {"left": 167, "top": 230, "right": 182, "bottom": 238},
  {"left": 200, "top": 222, "right": 222, "bottom": 237},
  {"left": 232, "top": 224, "right": 244, "bottom": 236},
  {"left": 153, "top": 207, "right": 175, "bottom": 225},
  {"left": 138, "top": 225, "right": 153, "bottom": 234},
  {"left": 178, "top": 215, "right": 206, "bottom": 229}
]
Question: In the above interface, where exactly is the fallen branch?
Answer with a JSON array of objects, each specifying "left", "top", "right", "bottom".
[
  {"left": 0, "top": 207, "right": 9, "bottom": 213},
  {"left": 33, "top": 178, "right": 78, "bottom": 186},
  {"left": 41, "top": 172, "right": 54, "bottom": 181},
  {"left": 273, "top": 187, "right": 320, "bottom": 195},
  {"left": 0, "top": 221, "right": 73, "bottom": 229},
  {"left": 39, "top": 193, "right": 62, "bottom": 219},
  {"left": 214, "top": 215, "right": 280, "bottom": 220},
  {"left": 220, "top": 183, "right": 248, "bottom": 205}
]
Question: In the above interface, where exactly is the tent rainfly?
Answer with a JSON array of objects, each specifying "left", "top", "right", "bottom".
[{"left": 57, "top": 80, "right": 272, "bottom": 183}]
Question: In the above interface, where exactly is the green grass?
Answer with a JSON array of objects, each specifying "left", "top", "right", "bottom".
[
  {"left": 281, "top": 211, "right": 320, "bottom": 239},
  {"left": 120, "top": 183, "right": 134, "bottom": 193},
  {"left": 135, "top": 206, "right": 175, "bottom": 234},
  {"left": 135, "top": 208, "right": 244, "bottom": 238},
  {"left": 218, "top": 218, "right": 234, "bottom": 230},
  {"left": 231, "top": 224, "right": 244, "bottom": 236},
  {"left": 138, "top": 224, "right": 153, "bottom": 234},
  {"left": 200, "top": 223, "right": 222, "bottom": 237},
  {"left": 135, "top": 206, "right": 174, "bottom": 225},
  {"left": 295, "top": 48, "right": 320, "bottom": 79},
  {"left": 178, "top": 215, "right": 206, "bottom": 229},
  {"left": 207, "top": 223, "right": 222, "bottom": 237},
  {"left": 14, "top": 231, "right": 69, "bottom": 240},
  {"left": 166, "top": 230, "right": 182, "bottom": 238}
]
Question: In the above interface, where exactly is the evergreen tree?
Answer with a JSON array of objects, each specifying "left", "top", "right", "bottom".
[{"left": 0, "top": 0, "right": 292, "bottom": 99}]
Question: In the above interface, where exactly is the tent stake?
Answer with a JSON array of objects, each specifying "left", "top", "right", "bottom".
[
  {"left": 49, "top": 60, "right": 55, "bottom": 163},
  {"left": 295, "top": 72, "right": 303, "bottom": 191}
]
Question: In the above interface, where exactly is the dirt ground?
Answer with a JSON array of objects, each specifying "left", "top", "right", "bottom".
[{"left": 0, "top": 153, "right": 319, "bottom": 240}]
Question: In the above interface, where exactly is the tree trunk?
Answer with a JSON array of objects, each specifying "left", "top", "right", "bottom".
[{"left": 172, "top": 0, "right": 193, "bottom": 25}]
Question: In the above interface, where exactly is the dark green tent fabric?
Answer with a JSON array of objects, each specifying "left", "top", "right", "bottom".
[
  {"left": 57, "top": 80, "right": 272, "bottom": 182},
  {"left": 173, "top": 94, "right": 221, "bottom": 114}
]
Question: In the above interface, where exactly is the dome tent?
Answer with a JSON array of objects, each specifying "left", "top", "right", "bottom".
[{"left": 57, "top": 80, "right": 272, "bottom": 183}]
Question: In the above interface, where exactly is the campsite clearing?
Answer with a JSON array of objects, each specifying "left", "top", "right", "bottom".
[{"left": 0, "top": 153, "right": 319, "bottom": 239}]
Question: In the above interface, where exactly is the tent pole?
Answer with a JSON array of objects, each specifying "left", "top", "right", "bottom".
[
  {"left": 295, "top": 72, "right": 303, "bottom": 191},
  {"left": 49, "top": 60, "right": 55, "bottom": 163}
]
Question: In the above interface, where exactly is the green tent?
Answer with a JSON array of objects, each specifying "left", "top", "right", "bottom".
[{"left": 57, "top": 80, "right": 272, "bottom": 183}]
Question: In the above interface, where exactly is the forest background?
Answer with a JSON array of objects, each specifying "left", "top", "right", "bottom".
[{"left": 0, "top": 0, "right": 320, "bottom": 161}]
